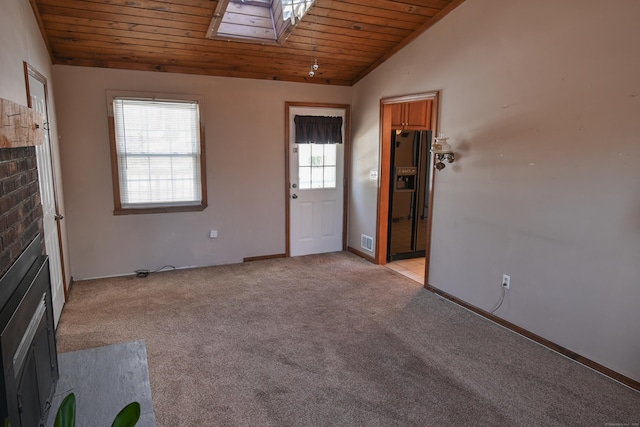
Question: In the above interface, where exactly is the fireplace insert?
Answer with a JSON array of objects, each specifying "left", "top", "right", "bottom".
[{"left": 0, "top": 235, "right": 58, "bottom": 426}]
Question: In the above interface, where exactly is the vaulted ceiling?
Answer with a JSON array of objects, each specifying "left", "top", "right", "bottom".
[{"left": 29, "top": 0, "right": 465, "bottom": 86}]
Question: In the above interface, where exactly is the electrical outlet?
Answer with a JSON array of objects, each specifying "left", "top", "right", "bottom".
[
  {"left": 209, "top": 230, "right": 218, "bottom": 239},
  {"left": 502, "top": 274, "right": 511, "bottom": 289}
]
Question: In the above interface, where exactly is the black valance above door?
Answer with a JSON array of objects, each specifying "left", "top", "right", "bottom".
[{"left": 294, "top": 115, "right": 343, "bottom": 144}]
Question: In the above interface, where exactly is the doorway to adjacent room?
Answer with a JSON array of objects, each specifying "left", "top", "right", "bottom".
[{"left": 377, "top": 92, "right": 439, "bottom": 285}]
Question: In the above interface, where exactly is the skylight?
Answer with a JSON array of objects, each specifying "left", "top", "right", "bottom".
[
  {"left": 207, "top": 0, "right": 315, "bottom": 44},
  {"left": 282, "top": 0, "right": 314, "bottom": 25}
]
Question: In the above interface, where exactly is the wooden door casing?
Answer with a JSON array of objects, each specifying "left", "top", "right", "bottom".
[{"left": 377, "top": 92, "right": 439, "bottom": 286}]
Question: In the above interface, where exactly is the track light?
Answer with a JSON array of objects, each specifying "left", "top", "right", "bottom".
[
  {"left": 309, "top": 59, "right": 319, "bottom": 77},
  {"left": 306, "top": 1, "right": 321, "bottom": 78}
]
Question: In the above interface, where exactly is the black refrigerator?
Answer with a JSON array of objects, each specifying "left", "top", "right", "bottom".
[{"left": 387, "top": 130, "right": 432, "bottom": 261}]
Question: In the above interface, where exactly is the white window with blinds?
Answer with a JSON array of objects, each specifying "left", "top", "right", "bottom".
[{"left": 107, "top": 92, "right": 207, "bottom": 214}]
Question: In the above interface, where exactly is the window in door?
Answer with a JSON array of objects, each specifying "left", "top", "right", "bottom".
[{"left": 298, "top": 143, "right": 337, "bottom": 189}]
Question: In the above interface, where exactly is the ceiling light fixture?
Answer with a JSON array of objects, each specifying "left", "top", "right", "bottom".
[
  {"left": 308, "top": 0, "right": 319, "bottom": 77},
  {"left": 309, "top": 59, "right": 319, "bottom": 77}
]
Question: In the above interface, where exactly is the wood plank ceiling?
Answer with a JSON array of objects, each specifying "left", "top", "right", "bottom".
[{"left": 30, "top": 0, "right": 465, "bottom": 86}]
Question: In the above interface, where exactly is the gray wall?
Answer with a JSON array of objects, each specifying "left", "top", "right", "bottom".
[
  {"left": 52, "top": 66, "right": 351, "bottom": 279},
  {"left": 350, "top": 0, "right": 640, "bottom": 382}
]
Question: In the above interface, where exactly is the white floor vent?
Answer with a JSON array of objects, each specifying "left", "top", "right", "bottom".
[{"left": 361, "top": 234, "right": 374, "bottom": 252}]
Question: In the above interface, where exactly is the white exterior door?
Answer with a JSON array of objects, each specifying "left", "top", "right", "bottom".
[
  {"left": 27, "top": 72, "right": 65, "bottom": 326},
  {"left": 289, "top": 106, "right": 345, "bottom": 256}
]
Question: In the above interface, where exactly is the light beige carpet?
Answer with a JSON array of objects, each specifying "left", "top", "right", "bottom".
[{"left": 56, "top": 252, "right": 640, "bottom": 426}]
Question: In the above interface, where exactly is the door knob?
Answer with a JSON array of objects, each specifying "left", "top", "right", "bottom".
[
  {"left": 292, "top": 194, "right": 298, "bottom": 199},
  {"left": 55, "top": 214, "right": 64, "bottom": 221}
]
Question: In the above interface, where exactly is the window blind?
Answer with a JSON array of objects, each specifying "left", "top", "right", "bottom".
[{"left": 113, "top": 98, "right": 202, "bottom": 208}]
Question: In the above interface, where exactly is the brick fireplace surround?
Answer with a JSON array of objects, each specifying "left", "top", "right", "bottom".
[{"left": 0, "top": 146, "right": 44, "bottom": 276}]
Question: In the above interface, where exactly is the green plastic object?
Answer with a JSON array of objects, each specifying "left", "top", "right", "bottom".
[
  {"left": 52, "top": 393, "right": 140, "bottom": 427},
  {"left": 111, "top": 401, "right": 141, "bottom": 427},
  {"left": 54, "top": 393, "right": 76, "bottom": 427}
]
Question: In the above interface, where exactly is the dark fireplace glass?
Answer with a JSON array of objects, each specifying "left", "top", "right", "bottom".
[{"left": 0, "top": 235, "right": 58, "bottom": 426}]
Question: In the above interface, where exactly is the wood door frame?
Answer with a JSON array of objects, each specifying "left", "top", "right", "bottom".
[
  {"left": 23, "top": 62, "right": 69, "bottom": 300},
  {"left": 376, "top": 92, "right": 439, "bottom": 284},
  {"left": 284, "top": 102, "right": 351, "bottom": 257}
]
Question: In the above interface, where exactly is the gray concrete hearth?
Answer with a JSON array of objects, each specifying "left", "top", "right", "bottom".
[{"left": 45, "top": 340, "right": 156, "bottom": 427}]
